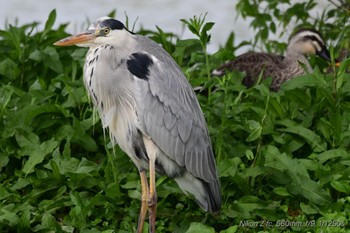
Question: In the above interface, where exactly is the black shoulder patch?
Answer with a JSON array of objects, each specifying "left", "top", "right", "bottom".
[{"left": 127, "top": 53, "right": 154, "bottom": 80}]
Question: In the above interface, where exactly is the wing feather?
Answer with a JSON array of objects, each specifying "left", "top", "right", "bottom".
[
  {"left": 129, "top": 51, "right": 216, "bottom": 183},
  {"left": 163, "top": 108, "right": 176, "bottom": 130}
]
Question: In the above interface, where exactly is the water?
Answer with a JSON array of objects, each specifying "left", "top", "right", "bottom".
[{"left": 1, "top": 0, "right": 331, "bottom": 53}]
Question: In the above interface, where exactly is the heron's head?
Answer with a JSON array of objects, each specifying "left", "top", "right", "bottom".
[
  {"left": 287, "top": 28, "right": 331, "bottom": 61},
  {"left": 54, "top": 17, "right": 132, "bottom": 47}
]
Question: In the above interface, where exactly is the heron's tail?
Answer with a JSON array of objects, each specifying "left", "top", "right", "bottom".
[{"left": 175, "top": 171, "right": 221, "bottom": 213}]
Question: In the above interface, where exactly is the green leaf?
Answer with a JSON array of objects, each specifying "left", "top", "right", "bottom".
[
  {"left": 273, "top": 187, "right": 290, "bottom": 196},
  {"left": 105, "top": 183, "right": 121, "bottom": 199},
  {"left": 71, "top": 48, "right": 88, "bottom": 61},
  {"left": 74, "top": 158, "right": 98, "bottom": 174},
  {"left": 331, "top": 181, "right": 350, "bottom": 194},
  {"left": 218, "top": 157, "right": 241, "bottom": 177},
  {"left": 10, "top": 178, "right": 31, "bottom": 191},
  {"left": 186, "top": 222, "right": 215, "bottom": 233},
  {"left": 281, "top": 75, "right": 322, "bottom": 91},
  {"left": 18, "top": 209, "right": 31, "bottom": 231},
  {"left": 16, "top": 131, "right": 40, "bottom": 148},
  {"left": 53, "top": 157, "right": 80, "bottom": 175},
  {"left": 41, "top": 212, "right": 58, "bottom": 229},
  {"left": 14, "top": 104, "right": 62, "bottom": 127},
  {"left": 242, "top": 166, "right": 266, "bottom": 179},
  {"left": 50, "top": 159, "right": 61, "bottom": 180},
  {"left": 102, "top": 230, "right": 115, "bottom": 233},
  {"left": 245, "top": 149, "right": 254, "bottom": 160},
  {"left": 42, "top": 47, "right": 63, "bottom": 73},
  {"left": 300, "top": 202, "right": 318, "bottom": 214},
  {"left": 0, "top": 154, "right": 10, "bottom": 169},
  {"left": 70, "top": 191, "right": 84, "bottom": 209},
  {"left": 29, "top": 50, "right": 42, "bottom": 61},
  {"left": 121, "top": 180, "right": 139, "bottom": 190},
  {"left": 0, "top": 209, "right": 19, "bottom": 227},
  {"left": 317, "top": 149, "right": 349, "bottom": 163},
  {"left": 0, "top": 58, "right": 20, "bottom": 80},
  {"left": 231, "top": 195, "right": 267, "bottom": 219},
  {"left": 73, "top": 133, "right": 98, "bottom": 152},
  {"left": 44, "top": 9, "right": 57, "bottom": 32},
  {"left": 246, "top": 120, "right": 262, "bottom": 142},
  {"left": 0, "top": 84, "right": 14, "bottom": 113},
  {"left": 269, "top": 96, "right": 284, "bottom": 118},
  {"left": 0, "top": 186, "right": 10, "bottom": 201},
  {"left": 202, "top": 22, "right": 215, "bottom": 33},
  {"left": 220, "top": 226, "right": 238, "bottom": 233},
  {"left": 299, "top": 179, "right": 331, "bottom": 205},
  {"left": 22, "top": 139, "right": 59, "bottom": 174},
  {"left": 279, "top": 125, "right": 326, "bottom": 152}
]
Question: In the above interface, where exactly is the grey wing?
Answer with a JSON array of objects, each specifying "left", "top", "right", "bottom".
[{"left": 127, "top": 51, "right": 218, "bottom": 183}]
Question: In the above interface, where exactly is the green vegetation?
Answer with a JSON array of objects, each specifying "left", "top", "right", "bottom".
[{"left": 1, "top": 0, "right": 349, "bottom": 232}]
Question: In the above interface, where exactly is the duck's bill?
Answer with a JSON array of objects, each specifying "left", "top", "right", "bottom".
[{"left": 317, "top": 46, "right": 331, "bottom": 62}]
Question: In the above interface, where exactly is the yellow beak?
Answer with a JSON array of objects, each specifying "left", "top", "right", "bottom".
[{"left": 54, "top": 31, "right": 97, "bottom": 46}]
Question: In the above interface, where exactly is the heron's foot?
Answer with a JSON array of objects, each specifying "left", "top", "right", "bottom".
[
  {"left": 148, "top": 193, "right": 157, "bottom": 207},
  {"left": 137, "top": 198, "right": 148, "bottom": 233},
  {"left": 148, "top": 193, "right": 157, "bottom": 233},
  {"left": 137, "top": 170, "right": 149, "bottom": 233}
]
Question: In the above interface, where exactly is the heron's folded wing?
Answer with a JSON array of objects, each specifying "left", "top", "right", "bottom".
[{"left": 127, "top": 51, "right": 217, "bottom": 183}]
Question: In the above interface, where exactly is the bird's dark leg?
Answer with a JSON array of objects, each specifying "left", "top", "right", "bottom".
[
  {"left": 137, "top": 169, "right": 149, "bottom": 233},
  {"left": 148, "top": 157, "right": 157, "bottom": 233}
]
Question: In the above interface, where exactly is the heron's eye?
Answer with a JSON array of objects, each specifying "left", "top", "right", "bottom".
[{"left": 102, "top": 28, "right": 110, "bottom": 36}]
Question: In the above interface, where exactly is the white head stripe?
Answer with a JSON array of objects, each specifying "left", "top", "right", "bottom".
[{"left": 293, "top": 30, "right": 324, "bottom": 44}]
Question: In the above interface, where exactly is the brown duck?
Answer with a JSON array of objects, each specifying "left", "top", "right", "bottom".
[{"left": 213, "top": 29, "right": 332, "bottom": 91}]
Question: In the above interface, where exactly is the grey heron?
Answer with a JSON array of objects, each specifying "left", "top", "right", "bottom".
[
  {"left": 54, "top": 17, "right": 221, "bottom": 232},
  {"left": 212, "top": 28, "right": 332, "bottom": 91}
]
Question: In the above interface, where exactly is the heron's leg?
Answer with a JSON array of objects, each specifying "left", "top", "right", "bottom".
[
  {"left": 142, "top": 136, "right": 158, "bottom": 233},
  {"left": 148, "top": 157, "right": 157, "bottom": 233},
  {"left": 137, "top": 169, "right": 149, "bottom": 233}
]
